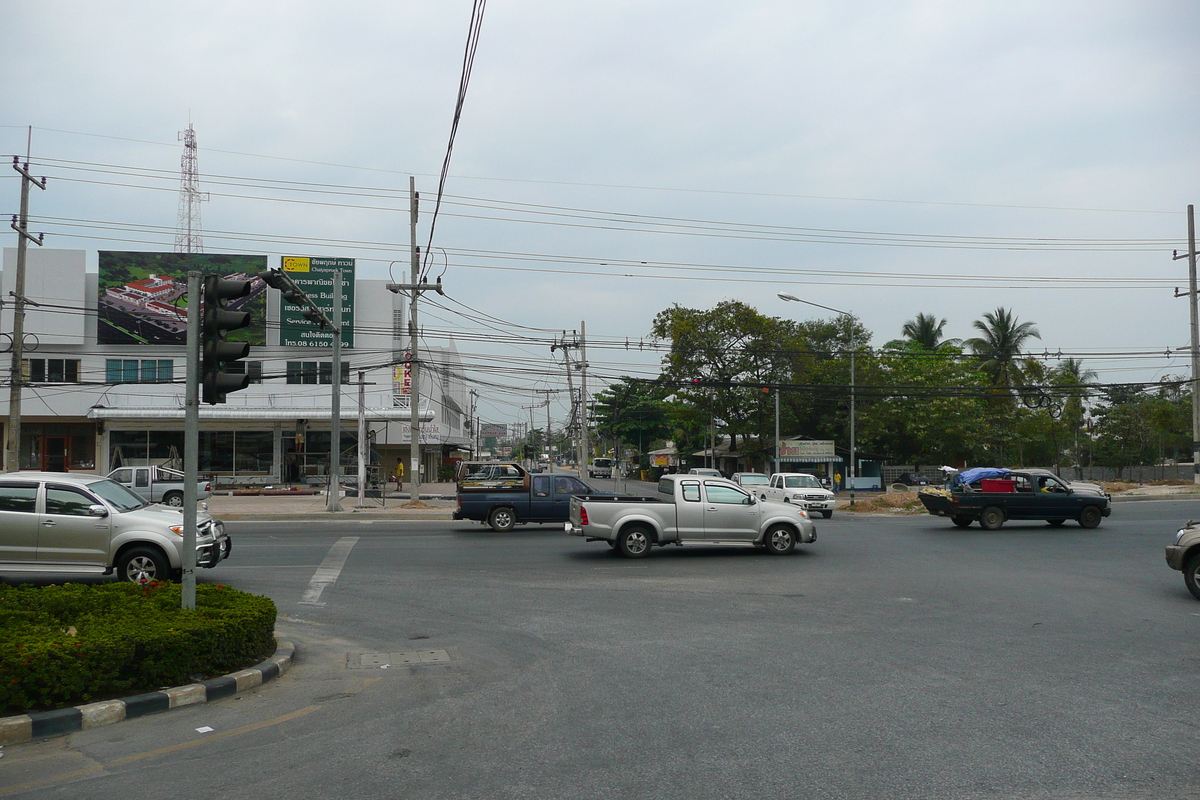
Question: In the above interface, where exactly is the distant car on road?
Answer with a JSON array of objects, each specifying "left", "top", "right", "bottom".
[
  {"left": 688, "top": 468, "right": 724, "bottom": 478},
  {"left": 731, "top": 472, "right": 770, "bottom": 488}
]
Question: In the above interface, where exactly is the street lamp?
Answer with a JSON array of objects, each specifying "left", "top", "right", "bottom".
[{"left": 778, "top": 292, "right": 857, "bottom": 506}]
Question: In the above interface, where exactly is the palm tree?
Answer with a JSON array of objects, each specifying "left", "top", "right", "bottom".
[
  {"left": 964, "top": 307, "right": 1041, "bottom": 388},
  {"left": 901, "top": 313, "right": 953, "bottom": 350},
  {"left": 1053, "top": 358, "right": 1098, "bottom": 473}
]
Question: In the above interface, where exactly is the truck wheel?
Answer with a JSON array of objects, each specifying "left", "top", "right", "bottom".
[
  {"left": 1079, "top": 506, "right": 1102, "bottom": 529},
  {"left": 163, "top": 491, "right": 184, "bottom": 507},
  {"left": 979, "top": 506, "right": 1004, "bottom": 531},
  {"left": 1184, "top": 554, "right": 1200, "bottom": 600},
  {"left": 764, "top": 525, "right": 795, "bottom": 555},
  {"left": 821, "top": 510, "right": 833, "bottom": 519},
  {"left": 951, "top": 515, "right": 972, "bottom": 528},
  {"left": 488, "top": 507, "right": 516, "bottom": 532},
  {"left": 117, "top": 546, "right": 170, "bottom": 583},
  {"left": 617, "top": 526, "right": 652, "bottom": 558}
]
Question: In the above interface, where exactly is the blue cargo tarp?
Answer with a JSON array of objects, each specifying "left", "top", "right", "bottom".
[{"left": 952, "top": 467, "right": 1011, "bottom": 485}]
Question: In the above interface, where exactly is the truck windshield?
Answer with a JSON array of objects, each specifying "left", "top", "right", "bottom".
[
  {"left": 785, "top": 476, "right": 822, "bottom": 489},
  {"left": 87, "top": 479, "right": 148, "bottom": 512}
]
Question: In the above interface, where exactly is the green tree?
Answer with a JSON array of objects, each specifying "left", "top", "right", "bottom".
[
  {"left": 651, "top": 301, "right": 800, "bottom": 460},
  {"left": 592, "top": 377, "right": 672, "bottom": 457},
  {"left": 855, "top": 345, "right": 990, "bottom": 464}
]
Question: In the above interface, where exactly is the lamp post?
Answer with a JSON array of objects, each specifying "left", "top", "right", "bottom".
[{"left": 778, "top": 292, "right": 857, "bottom": 507}]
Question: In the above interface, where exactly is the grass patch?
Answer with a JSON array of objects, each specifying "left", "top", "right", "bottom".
[{"left": 0, "top": 582, "right": 276, "bottom": 714}]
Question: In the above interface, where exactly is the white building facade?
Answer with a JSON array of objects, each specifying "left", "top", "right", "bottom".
[{"left": 0, "top": 249, "right": 471, "bottom": 484}]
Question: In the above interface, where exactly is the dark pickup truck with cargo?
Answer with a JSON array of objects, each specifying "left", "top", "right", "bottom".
[
  {"left": 453, "top": 462, "right": 610, "bottom": 532},
  {"left": 919, "top": 468, "right": 1111, "bottom": 530}
]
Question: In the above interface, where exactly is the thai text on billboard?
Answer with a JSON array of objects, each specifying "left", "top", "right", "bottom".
[
  {"left": 277, "top": 257, "right": 355, "bottom": 348},
  {"left": 777, "top": 439, "right": 836, "bottom": 460}
]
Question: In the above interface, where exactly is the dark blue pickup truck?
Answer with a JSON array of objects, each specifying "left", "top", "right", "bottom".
[{"left": 453, "top": 462, "right": 610, "bottom": 531}]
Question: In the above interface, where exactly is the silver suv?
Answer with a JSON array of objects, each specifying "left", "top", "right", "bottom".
[{"left": 0, "top": 472, "right": 231, "bottom": 582}]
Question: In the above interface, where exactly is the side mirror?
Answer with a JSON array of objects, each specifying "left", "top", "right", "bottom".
[
  {"left": 88, "top": 504, "right": 109, "bottom": 518},
  {"left": 746, "top": 495, "right": 756, "bottom": 505}
]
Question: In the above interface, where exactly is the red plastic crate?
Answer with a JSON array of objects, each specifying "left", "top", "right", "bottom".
[{"left": 980, "top": 478, "right": 1016, "bottom": 493}]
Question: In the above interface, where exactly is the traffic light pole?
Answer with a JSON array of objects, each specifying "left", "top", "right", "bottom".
[{"left": 182, "top": 271, "right": 201, "bottom": 609}]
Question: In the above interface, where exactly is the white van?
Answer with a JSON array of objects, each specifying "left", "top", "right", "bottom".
[{"left": 588, "top": 458, "right": 614, "bottom": 479}]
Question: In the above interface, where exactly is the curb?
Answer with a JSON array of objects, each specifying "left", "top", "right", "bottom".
[
  {"left": 0, "top": 639, "right": 294, "bottom": 746},
  {"left": 1110, "top": 494, "right": 1200, "bottom": 503}
]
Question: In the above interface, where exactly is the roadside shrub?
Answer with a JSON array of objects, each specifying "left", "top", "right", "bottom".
[{"left": 0, "top": 582, "right": 276, "bottom": 714}]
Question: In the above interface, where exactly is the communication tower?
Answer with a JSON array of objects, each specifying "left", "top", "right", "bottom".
[{"left": 174, "top": 123, "right": 208, "bottom": 253}]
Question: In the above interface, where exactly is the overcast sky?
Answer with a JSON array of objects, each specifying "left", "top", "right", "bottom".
[{"left": 2, "top": 1, "right": 1198, "bottom": 426}]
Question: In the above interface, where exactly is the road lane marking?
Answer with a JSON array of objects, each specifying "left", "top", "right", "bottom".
[{"left": 299, "top": 536, "right": 359, "bottom": 606}]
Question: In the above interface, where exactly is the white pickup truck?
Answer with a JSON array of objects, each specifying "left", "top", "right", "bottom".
[
  {"left": 566, "top": 474, "right": 816, "bottom": 558},
  {"left": 106, "top": 465, "right": 212, "bottom": 507},
  {"left": 762, "top": 473, "right": 836, "bottom": 519}
]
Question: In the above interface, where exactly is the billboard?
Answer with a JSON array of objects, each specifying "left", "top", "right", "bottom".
[
  {"left": 277, "top": 257, "right": 354, "bottom": 348},
  {"left": 777, "top": 439, "right": 836, "bottom": 460},
  {"left": 97, "top": 252, "right": 268, "bottom": 345},
  {"left": 479, "top": 423, "right": 507, "bottom": 437}
]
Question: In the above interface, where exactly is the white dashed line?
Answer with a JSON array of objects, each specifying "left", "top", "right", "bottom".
[{"left": 299, "top": 536, "right": 360, "bottom": 607}]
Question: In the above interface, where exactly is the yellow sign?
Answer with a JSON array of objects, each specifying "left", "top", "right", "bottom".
[{"left": 282, "top": 256, "right": 311, "bottom": 273}]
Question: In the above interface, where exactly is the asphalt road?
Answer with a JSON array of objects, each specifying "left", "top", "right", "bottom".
[{"left": 6, "top": 500, "right": 1200, "bottom": 799}]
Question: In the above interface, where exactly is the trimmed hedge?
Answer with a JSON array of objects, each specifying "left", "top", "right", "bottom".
[{"left": 0, "top": 582, "right": 277, "bottom": 714}]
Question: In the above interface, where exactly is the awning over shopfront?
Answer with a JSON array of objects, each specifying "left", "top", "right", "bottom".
[{"left": 87, "top": 406, "right": 435, "bottom": 422}]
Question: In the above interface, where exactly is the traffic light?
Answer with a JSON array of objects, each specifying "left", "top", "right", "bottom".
[
  {"left": 524, "top": 444, "right": 536, "bottom": 459},
  {"left": 201, "top": 275, "right": 253, "bottom": 404}
]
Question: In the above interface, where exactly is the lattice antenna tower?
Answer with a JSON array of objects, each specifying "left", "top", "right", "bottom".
[{"left": 174, "top": 123, "right": 209, "bottom": 253}]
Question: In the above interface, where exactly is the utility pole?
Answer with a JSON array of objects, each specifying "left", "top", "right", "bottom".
[
  {"left": 469, "top": 388, "right": 479, "bottom": 458},
  {"left": 579, "top": 321, "right": 590, "bottom": 473},
  {"left": 1173, "top": 204, "right": 1200, "bottom": 484},
  {"left": 6, "top": 142, "right": 47, "bottom": 474},
  {"left": 327, "top": 269, "right": 344, "bottom": 512},
  {"left": 849, "top": 349, "right": 856, "bottom": 506},
  {"left": 535, "top": 389, "right": 556, "bottom": 473},
  {"left": 774, "top": 388, "right": 780, "bottom": 475},
  {"left": 355, "top": 370, "right": 376, "bottom": 507},
  {"left": 387, "top": 178, "right": 443, "bottom": 504}
]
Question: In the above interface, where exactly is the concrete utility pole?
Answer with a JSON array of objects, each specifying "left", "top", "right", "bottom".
[
  {"left": 1173, "top": 204, "right": 1200, "bottom": 484},
  {"left": 774, "top": 388, "right": 780, "bottom": 475},
  {"left": 327, "top": 269, "right": 344, "bottom": 512},
  {"left": 469, "top": 388, "right": 478, "bottom": 458},
  {"left": 579, "top": 321, "right": 590, "bottom": 472},
  {"left": 387, "top": 177, "right": 443, "bottom": 504},
  {"left": 355, "top": 370, "right": 376, "bottom": 507},
  {"left": 535, "top": 389, "right": 556, "bottom": 473},
  {"left": 5, "top": 143, "right": 46, "bottom": 473}
]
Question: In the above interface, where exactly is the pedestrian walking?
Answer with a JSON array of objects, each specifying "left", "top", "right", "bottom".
[{"left": 834, "top": 471, "right": 842, "bottom": 493}]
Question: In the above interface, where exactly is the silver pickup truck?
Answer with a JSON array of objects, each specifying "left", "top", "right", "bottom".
[
  {"left": 107, "top": 465, "right": 212, "bottom": 507},
  {"left": 566, "top": 474, "right": 817, "bottom": 558}
]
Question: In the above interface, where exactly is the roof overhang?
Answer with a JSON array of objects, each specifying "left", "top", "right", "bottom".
[{"left": 87, "top": 407, "right": 434, "bottom": 422}]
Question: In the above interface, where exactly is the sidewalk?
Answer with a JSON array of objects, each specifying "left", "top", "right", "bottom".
[{"left": 203, "top": 482, "right": 459, "bottom": 521}]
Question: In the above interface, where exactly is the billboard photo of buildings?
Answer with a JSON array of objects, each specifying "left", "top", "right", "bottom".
[{"left": 97, "top": 252, "right": 268, "bottom": 345}]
